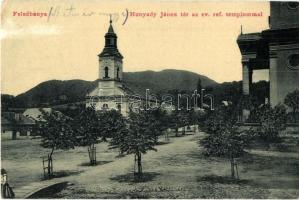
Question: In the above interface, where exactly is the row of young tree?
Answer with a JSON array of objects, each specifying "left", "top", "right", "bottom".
[
  {"left": 37, "top": 105, "right": 203, "bottom": 179},
  {"left": 37, "top": 89, "right": 298, "bottom": 180}
]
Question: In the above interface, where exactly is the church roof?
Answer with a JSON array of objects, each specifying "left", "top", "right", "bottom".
[
  {"left": 98, "top": 20, "right": 123, "bottom": 58},
  {"left": 98, "top": 47, "right": 123, "bottom": 58},
  {"left": 119, "top": 84, "right": 136, "bottom": 95},
  {"left": 86, "top": 81, "right": 134, "bottom": 97}
]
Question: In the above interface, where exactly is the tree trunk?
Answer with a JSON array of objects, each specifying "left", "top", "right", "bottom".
[
  {"left": 88, "top": 144, "right": 96, "bottom": 165},
  {"left": 175, "top": 125, "right": 179, "bottom": 137},
  {"left": 137, "top": 152, "right": 142, "bottom": 177},
  {"left": 134, "top": 154, "right": 137, "bottom": 175},
  {"left": 88, "top": 145, "right": 92, "bottom": 164},
  {"left": 230, "top": 155, "right": 235, "bottom": 179},
  {"left": 12, "top": 130, "right": 17, "bottom": 140},
  {"left": 164, "top": 131, "right": 168, "bottom": 141},
  {"left": 182, "top": 126, "right": 186, "bottom": 135},
  {"left": 48, "top": 148, "right": 54, "bottom": 178},
  {"left": 92, "top": 143, "right": 96, "bottom": 165}
]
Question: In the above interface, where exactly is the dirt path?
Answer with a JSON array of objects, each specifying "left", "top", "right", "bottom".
[{"left": 62, "top": 133, "right": 203, "bottom": 194}]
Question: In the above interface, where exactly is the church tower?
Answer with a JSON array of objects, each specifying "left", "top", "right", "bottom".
[
  {"left": 97, "top": 18, "right": 124, "bottom": 96},
  {"left": 87, "top": 18, "right": 134, "bottom": 116}
]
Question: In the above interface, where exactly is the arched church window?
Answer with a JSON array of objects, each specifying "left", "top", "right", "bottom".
[
  {"left": 102, "top": 104, "right": 108, "bottom": 110},
  {"left": 104, "top": 67, "right": 109, "bottom": 78},
  {"left": 117, "top": 67, "right": 120, "bottom": 79}
]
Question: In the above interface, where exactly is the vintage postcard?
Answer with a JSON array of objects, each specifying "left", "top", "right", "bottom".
[{"left": 1, "top": 0, "right": 299, "bottom": 199}]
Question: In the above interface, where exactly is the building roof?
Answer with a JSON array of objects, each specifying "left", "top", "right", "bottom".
[
  {"left": 237, "top": 32, "right": 262, "bottom": 42},
  {"left": 98, "top": 21, "right": 123, "bottom": 59},
  {"left": 23, "top": 108, "right": 71, "bottom": 121},
  {"left": 23, "top": 108, "right": 52, "bottom": 121},
  {"left": 1, "top": 112, "right": 35, "bottom": 126},
  {"left": 86, "top": 82, "right": 135, "bottom": 98},
  {"left": 98, "top": 47, "right": 123, "bottom": 58}
]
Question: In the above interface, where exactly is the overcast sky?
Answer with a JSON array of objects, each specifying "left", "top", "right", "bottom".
[{"left": 1, "top": 0, "right": 270, "bottom": 96}]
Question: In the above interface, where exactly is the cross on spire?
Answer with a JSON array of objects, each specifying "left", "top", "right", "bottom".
[{"left": 109, "top": 14, "right": 112, "bottom": 24}]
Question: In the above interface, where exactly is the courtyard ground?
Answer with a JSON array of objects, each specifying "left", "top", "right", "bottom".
[{"left": 1, "top": 131, "right": 299, "bottom": 198}]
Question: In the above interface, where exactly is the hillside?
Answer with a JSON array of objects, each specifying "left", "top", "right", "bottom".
[
  {"left": 13, "top": 80, "right": 97, "bottom": 108},
  {"left": 8, "top": 69, "right": 217, "bottom": 108},
  {"left": 124, "top": 69, "right": 217, "bottom": 95}
]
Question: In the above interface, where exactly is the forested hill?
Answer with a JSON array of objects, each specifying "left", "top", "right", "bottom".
[{"left": 2, "top": 69, "right": 218, "bottom": 108}]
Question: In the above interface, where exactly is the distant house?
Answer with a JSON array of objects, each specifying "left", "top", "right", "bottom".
[
  {"left": 1, "top": 112, "right": 36, "bottom": 140},
  {"left": 23, "top": 108, "right": 52, "bottom": 122},
  {"left": 1, "top": 108, "right": 71, "bottom": 140},
  {"left": 23, "top": 107, "right": 70, "bottom": 121}
]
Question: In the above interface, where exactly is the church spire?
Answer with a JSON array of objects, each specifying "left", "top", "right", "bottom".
[{"left": 98, "top": 18, "right": 123, "bottom": 58}]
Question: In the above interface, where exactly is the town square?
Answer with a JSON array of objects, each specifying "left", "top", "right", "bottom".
[{"left": 1, "top": 1, "right": 299, "bottom": 199}]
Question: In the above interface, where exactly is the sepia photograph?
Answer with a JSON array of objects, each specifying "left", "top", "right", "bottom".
[{"left": 1, "top": 0, "right": 299, "bottom": 198}]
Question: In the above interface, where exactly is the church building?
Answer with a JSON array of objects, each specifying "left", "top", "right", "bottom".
[
  {"left": 237, "top": 2, "right": 299, "bottom": 120},
  {"left": 86, "top": 19, "right": 136, "bottom": 116}
]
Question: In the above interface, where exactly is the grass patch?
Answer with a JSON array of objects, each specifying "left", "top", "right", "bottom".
[{"left": 241, "top": 153, "right": 299, "bottom": 173}]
